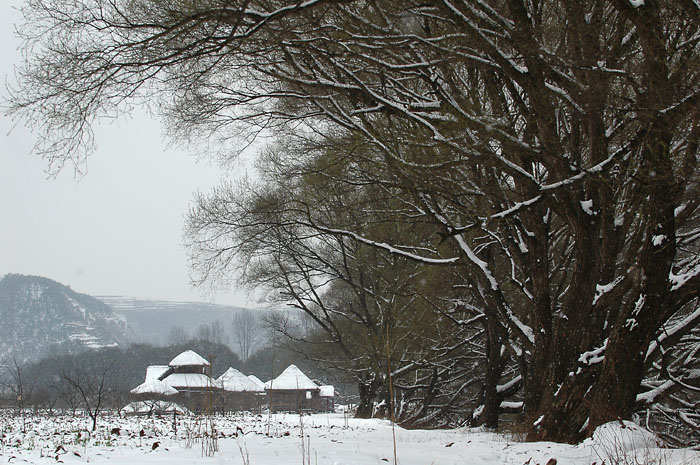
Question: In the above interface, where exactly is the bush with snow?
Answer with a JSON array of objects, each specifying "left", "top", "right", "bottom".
[{"left": 589, "top": 420, "right": 675, "bottom": 465}]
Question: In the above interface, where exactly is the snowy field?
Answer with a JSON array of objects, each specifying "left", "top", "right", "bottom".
[{"left": 1, "top": 411, "right": 699, "bottom": 465}]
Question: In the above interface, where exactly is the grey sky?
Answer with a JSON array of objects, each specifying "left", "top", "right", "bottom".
[{"left": 0, "top": 1, "right": 255, "bottom": 306}]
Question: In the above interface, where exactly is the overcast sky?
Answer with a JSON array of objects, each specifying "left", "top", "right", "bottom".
[{"left": 0, "top": 1, "right": 257, "bottom": 307}]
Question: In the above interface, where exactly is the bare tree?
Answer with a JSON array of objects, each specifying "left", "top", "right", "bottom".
[
  {"left": 52, "top": 376, "right": 82, "bottom": 416},
  {"left": 231, "top": 309, "right": 260, "bottom": 362},
  {"left": 60, "top": 360, "right": 118, "bottom": 431},
  {"left": 195, "top": 319, "right": 227, "bottom": 345},
  {"left": 3, "top": 356, "right": 36, "bottom": 432},
  {"left": 167, "top": 325, "right": 190, "bottom": 346},
  {"left": 186, "top": 171, "right": 486, "bottom": 424}
]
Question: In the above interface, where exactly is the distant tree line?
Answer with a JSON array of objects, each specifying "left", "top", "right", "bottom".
[
  {"left": 0, "top": 332, "right": 341, "bottom": 431},
  {"left": 165, "top": 308, "right": 265, "bottom": 363}
]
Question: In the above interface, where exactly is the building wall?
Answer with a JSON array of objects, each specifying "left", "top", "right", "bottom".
[
  {"left": 221, "top": 391, "right": 262, "bottom": 413},
  {"left": 170, "top": 388, "right": 222, "bottom": 414},
  {"left": 267, "top": 389, "right": 325, "bottom": 412}
]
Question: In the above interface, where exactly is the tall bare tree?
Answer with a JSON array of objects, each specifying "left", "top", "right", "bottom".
[
  {"left": 60, "top": 357, "right": 121, "bottom": 431},
  {"left": 231, "top": 309, "right": 260, "bottom": 362},
  {"left": 167, "top": 325, "right": 190, "bottom": 346},
  {"left": 3, "top": 356, "right": 36, "bottom": 432},
  {"left": 195, "top": 319, "right": 228, "bottom": 345}
]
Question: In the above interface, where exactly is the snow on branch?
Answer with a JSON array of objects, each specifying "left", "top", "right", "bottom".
[
  {"left": 669, "top": 263, "right": 700, "bottom": 292},
  {"left": 646, "top": 306, "right": 700, "bottom": 362},
  {"left": 497, "top": 375, "right": 522, "bottom": 393},
  {"left": 490, "top": 195, "right": 543, "bottom": 220},
  {"left": 310, "top": 224, "right": 459, "bottom": 265},
  {"left": 592, "top": 277, "right": 624, "bottom": 306},
  {"left": 637, "top": 368, "right": 700, "bottom": 405},
  {"left": 578, "top": 339, "right": 607, "bottom": 367}
]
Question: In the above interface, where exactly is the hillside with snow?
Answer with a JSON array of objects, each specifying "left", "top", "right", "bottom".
[
  {"left": 0, "top": 274, "right": 133, "bottom": 362},
  {"left": 98, "top": 295, "right": 268, "bottom": 348}
]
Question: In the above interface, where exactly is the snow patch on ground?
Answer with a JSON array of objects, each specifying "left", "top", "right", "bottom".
[
  {"left": 589, "top": 420, "right": 661, "bottom": 451},
  {"left": 581, "top": 420, "right": 696, "bottom": 465}
]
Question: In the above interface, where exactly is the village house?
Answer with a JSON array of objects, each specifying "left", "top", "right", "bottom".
[
  {"left": 129, "top": 352, "right": 335, "bottom": 415},
  {"left": 133, "top": 350, "right": 223, "bottom": 413},
  {"left": 318, "top": 385, "right": 335, "bottom": 413},
  {"left": 265, "top": 365, "right": 328, "bottom": 413},
  {"left": 248, "top": 374, "right": 265, "bottom": 389},
  {"left": 217, "top": 367, "right": 265, "bottom": 413},
  {"left": 127, "top": 376, "right": 182, "bottom": 417}
]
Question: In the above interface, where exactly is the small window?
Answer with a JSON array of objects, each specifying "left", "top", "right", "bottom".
[{"left": 305, "top": 391, "right": 312, "bottom": 399}]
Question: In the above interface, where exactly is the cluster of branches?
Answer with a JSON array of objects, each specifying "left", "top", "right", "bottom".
[
  {"left": 186, "top": 145, "right": 498, "bottom": 426},
  {"left": 166, "top": 310, "right": 265, "bottom": 362},
  {"left": 9, "top": 0, "right": 700, "bottom": 444},
  {"left": 168, "top": 320, "right": 229, "bottom": 347}
]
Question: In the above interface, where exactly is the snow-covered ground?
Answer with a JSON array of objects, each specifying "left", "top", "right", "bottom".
[{"left": 1, "top": 411, "right": 698, "bottom": 464}]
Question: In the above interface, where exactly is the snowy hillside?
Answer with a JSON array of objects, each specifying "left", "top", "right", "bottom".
[
  {"left": 0, "top": 274, "right": 133, "bottom": 362},
  {"left": 98, "top": 295, "right": 268, "bottom": 348}
]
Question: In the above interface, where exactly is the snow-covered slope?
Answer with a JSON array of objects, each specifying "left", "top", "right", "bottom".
[
  {"left": 0, "top": 274, "right": 133, "bottom": 362},
  {"left": 97, "top": 296, "right": 260, "bottom": 346}
]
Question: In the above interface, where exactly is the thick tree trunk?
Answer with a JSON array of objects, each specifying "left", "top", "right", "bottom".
[
  {"left": 527, "top": 369, "right": 598, "bottom": 443},
  {"left": 479, "top": 320, "right": 503, "bottom": 429},
  {"left": 355, "top": 376, "right": 378, "bottom": 419},
  {"left": 480, "top": 375, "right": 500, "bottom": 428},
  {"left": 586, "top": 336, "right": 646, "bottom": 434}
]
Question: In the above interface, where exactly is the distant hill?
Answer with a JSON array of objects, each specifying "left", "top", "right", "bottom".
[
  {"left": 97, "top": 296, "right": 267, "bottom": 350},
  {"left": 0, "top": 274, "right": 133, "bottom": 363}
]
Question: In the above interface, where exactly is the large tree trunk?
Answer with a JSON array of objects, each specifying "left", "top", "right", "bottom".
[
  {"left": 478, "top": 319, "right": 504, "bottom": 429},
  {"left": 587, "top": 334, "right": 647, "bottom": 433},
  {"left": 528, "top": 369, "right": 598, "bottom": 443},
  {"left": 355, "top": 376, "right": 379, "bottom": 419}
]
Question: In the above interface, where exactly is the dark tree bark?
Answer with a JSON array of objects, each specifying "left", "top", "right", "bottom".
[{"left": 356, "top": 376, "right": 379, "bottom": 419}]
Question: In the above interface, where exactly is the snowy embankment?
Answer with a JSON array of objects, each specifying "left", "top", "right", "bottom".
[{"left": 1, "top": 412, "right": 698, "bottom": 465}]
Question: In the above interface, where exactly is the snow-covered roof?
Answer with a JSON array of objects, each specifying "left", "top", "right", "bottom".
[
  {"left": 130, "top": 379, "right": 179, "bottom": 396},
  {"left": 319, "top": 385, "right": 335, "bottom": 398},
  {"left": 145, "top": 365, "right": 170, "bottom": 382},
  {"left": 162, "top": 373, "right": 222, "bottom": 390},
  {"left": 120, "top": 401, "right": 190, "bottom": 416},
  {"left": 248, "top": 375, "right": 265, "bottom": 388},
  {"left": 264, "top": 365, "right": 319, "bottom": 391},
  {"left": 218, "top": 367, "right": 264, "bottom": 392},
  {"left": 169, "top": 350, "right": 210, "bottom": 367}
]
